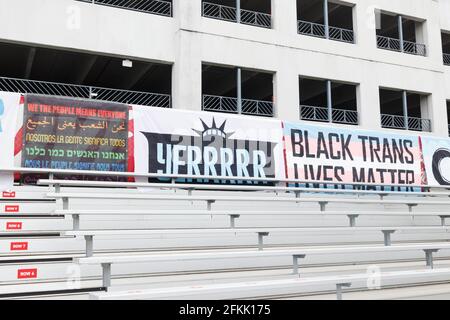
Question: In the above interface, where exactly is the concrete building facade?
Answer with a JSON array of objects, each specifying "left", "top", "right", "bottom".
[{"left": 0, "top": 0, "right": 449, "bottom": 135}]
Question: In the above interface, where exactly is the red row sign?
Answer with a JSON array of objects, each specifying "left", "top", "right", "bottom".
[
  {"left": 17, "top": 268, "right": 37, "bottom": 279},
  {"left": 2, "top": 191, "right": 16, "bottom": 198},
  {"left": 10, "top": 242, "right": 28, "bottom": 251},
  {"left": 4, "top": 205, "right": 19, "bottom": 213},
  {"left": 6, "top": 222, "right": 22, "bottom": 230}
]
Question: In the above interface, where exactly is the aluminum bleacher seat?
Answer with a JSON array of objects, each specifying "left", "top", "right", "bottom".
[{"left": 2, "top": 171, "right": 450, "bottom": 299}]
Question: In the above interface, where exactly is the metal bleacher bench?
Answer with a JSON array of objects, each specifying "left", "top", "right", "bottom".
[
  {"left": 52, "top": 208, "right": 450, "bottom": 229},
  {"left": 47, "top": 191, "right": 450, "bottom": 231},
  {"left": 74, "top": 242, "right": 450, "bottom": 291},
  {"left": 0, "top": 168, "right": 449, "bottom": 300},
  {"left": 63, "top": 226, "right": 450, "bottom": 256},
  {"left": 89, "top": 267, "right": 450, "bottom": 300},
  {"left": 25, "top": 174, "right": 450, "bottom": 298},
  {"left": 47, "top": 192, "right": 450, "bottom": 209},
  {"left": 38, "top": 179, "right": 450, "bottom": 200}
]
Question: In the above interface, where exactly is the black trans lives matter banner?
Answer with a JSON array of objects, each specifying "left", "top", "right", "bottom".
[{"left": 22, "top": 95, "right": 129, "bottom": 181}]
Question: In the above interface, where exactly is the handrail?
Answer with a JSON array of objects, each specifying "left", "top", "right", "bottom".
[
  {"left": 297, "top": 20, "right": 354, "bottom": 44},
  {"left": 1, "top": 167, "right": 446, "bottom": 190},
  {"left": 376, "top": 35, "right": 426, "bottom": 57},
  {"left": 75, "top": 0, "right": 172, "bottom": 17},
  {"left": 202, "top": 94, "right": 274, "bottom": 117},
  {"left": 37, "top": 180, "right": 450, "bottom": 197},
  {"left": 300, "top": 105, "right": 358, "bottom": 125},
  {"left": 202, "top": 2, "right": 271, "bottom": 29},
  {"left": 240, "top": 8, "right": 272, "bottom": 29},
  {"left": 0, "top": 76, "right": 171, "bottom": 108},
  {"left": 89, "top": 268, "right": 450, "bottom": 300},
  {"left": 444, "top": 53, "right": 450, "bottom": 66},
  {"left": 381, "top": 114, "right": 432, "bottom": 132}
]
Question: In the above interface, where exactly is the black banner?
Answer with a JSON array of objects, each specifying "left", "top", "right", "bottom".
[
  {"left": 21, "top": 95, "right": 129, "bottom": 181},
  {"left": 141, "top": 119, "right": 277, "bottom": 185}
]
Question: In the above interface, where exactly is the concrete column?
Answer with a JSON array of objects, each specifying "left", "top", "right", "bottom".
[
  {"left": 324, "top": 0, "right": 329, "bottom": 39},
  {"left": 402, "top": 90, "right": 409, "bottom": 130},
  {"left": 357, "top": 82, "right": 381, "bottom": 130},
  {"left": 326, "top": 80, "right": 332, "bottom": 122},
  {"left": 172, "top": 0, "right": 201, "bottom": 29},
  {"left": 272, "top": 0, "right": 298, "bottom": 36},
  {"left": 420, "top": 95, "right": 430, "bottom": 120},
  {"left": 354, "top": 2, "right": 378, "bottom": 54},
  {"left": 420, "top": 94, "right": 431, "bottom": 132},
  {"left": 236, "top": 0, "right": 241, "bottom": 23},
  {"left": 171, "top": 0, "right": 202, "bottom": 111},
  {"left": 415, "top": 21, "right": 425, "bottom": 46},
  {"left": 398, "top": 15, "right": 404, "bottom": 52},
  {"left": 274, "top": 55, "right": 300, "bottom": 121},
  {"left": 421, "top": 13, "right": 444, "bottom": 64},
  {"left": 237, "top": 67, "right": 242, "bottom": 114},
  {"left": 172, "top": 31, "right": 202, "bottom": 111},
  {"left": 428, "top": 88, "right": 449, "bottom": 136}
]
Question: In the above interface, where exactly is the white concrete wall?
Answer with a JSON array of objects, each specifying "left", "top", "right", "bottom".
[{"left": 0, "top": 0, "right": 449, "bottom": 136}]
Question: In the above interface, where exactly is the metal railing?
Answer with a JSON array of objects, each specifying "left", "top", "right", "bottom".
[
  {"left": 444, "top": 53, "right": 450, "bottom": 66},
  {"left": 332, "top": 108, "right": 358, "bottom": 125},
  {"left": 329, "top": 26, "right": 355, "bottom": 43},
  {"left": 75, "top": 0, "right": 172, "bottom": 17},
  {"left": 298, "top": 20, "right": 354, "bottom": 44},
  {"left": 202, "top": 2, "right": 272, "bottom": 29},
  {"left": 203, "top": 95, "right": 274, "bottom": 117},
  {"left": 377, "top": 35, "right": 426, "bottom": 56},
  {"left": 381, "top": 114, "right": 431, "bottom": 132},
  {"left": 0, "top": 77, "right": 171, "bottom": 108},
  {"left": 240, "top": 8, "right": 272, "bottom": 28},
  {"left": 300, "top": 105, "right": 358, "bottom": 125},
  {"left": 403, "top": 40, "right": 427, "bottom": 56},
  {"left": 298, "top": 20, "right": 326, "bottom": 38},
  {"left": 377, "top": 35, "right": 401, "bottom": 52},
  {"left": 3, "top": 167, "right": 447, "bottom": 190}
]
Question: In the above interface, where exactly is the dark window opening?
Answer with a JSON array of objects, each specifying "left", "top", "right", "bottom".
[
  {"left": 202, "top": 64, "right": 237, "bottom": 98},
  {"left": 442, "top": 32, "right": 450, "bottom": 65},
  {"left": 402, "top": 19, "right": 418, "bottom": 43},
  {"left": 299, "top": 78, "right": 327, "bottom": 107},
  {"left": 299, "top": 77, "right": 358, "bottom": 125},
  {"left": 328, "top": 2, "right": 353, "bottom": 31},
  {"left": 380, "top": 88, "right": 430, "bottom": 132},
  {"left": 443, "top": 32, "right": 450, "bottom": 53},
  {"left": 241, "top": 70, "right": 273, "bottom": 102},
  {"left": 297, "top": 0, "right": 325, "bottom": 24},
  {"left": 380, "top": 89, "right": 404, "bottom": 116},
  {"left": 332, "top": 82, "right": 357, "bottom": 112},
  {"left": 202, "top": 0, "right": 272, "bottom": 28},
  {"left": 376, "top": 12, "right": 425, "bottom": 56},
  {"left": 202, "top": 63, "right": 274, "bottom": 117},
  {"left": 407, "top": 93, "right": 422, "bottom": 119},
  {"left": 376, "top": 13, "right": 399, "bottom": 39},
  {"left": 0, "top": 41, "right": 172, "bottom": 107},
  {"left": 297, "top": 0, "right": 354, "bottom": 43}
]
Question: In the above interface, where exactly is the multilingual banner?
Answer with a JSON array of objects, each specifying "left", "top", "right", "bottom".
[{"left": 21, "top": 95, "right": 129, "bottom": 174}]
